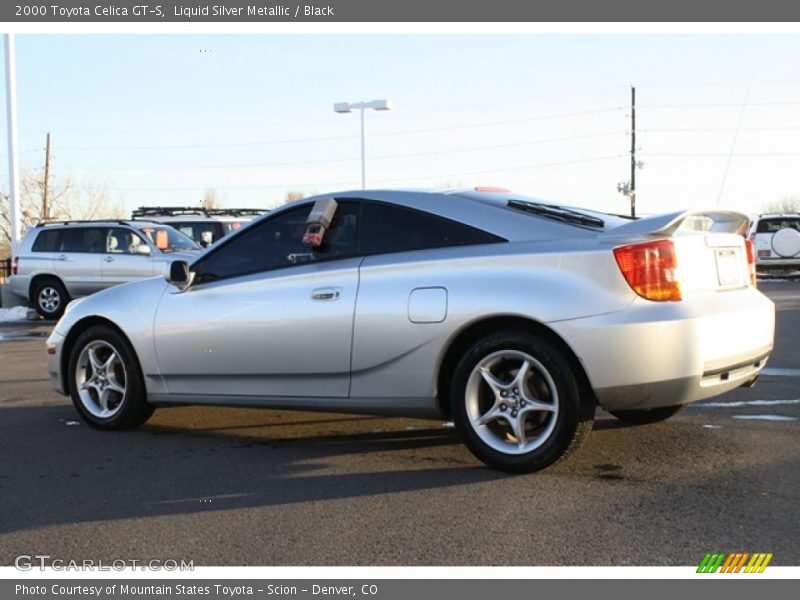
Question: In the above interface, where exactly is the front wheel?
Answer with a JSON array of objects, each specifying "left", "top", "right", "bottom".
[
  {"left": 609, "top": 404, "right": 686, "bottom": 425},
  {"left": 451, "top": 332, "right": 594, "bottom": 473},
  {"left": 68, "top": 325, "right": 154, "bottom": 430}
]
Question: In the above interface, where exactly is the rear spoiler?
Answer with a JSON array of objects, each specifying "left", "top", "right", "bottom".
[{"left": 601, "top": 209, "right": 750, "bottom": 238}]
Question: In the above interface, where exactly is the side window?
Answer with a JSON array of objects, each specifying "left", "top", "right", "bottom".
[
  {"left": 193, "top": 202, "right": 359, "bottom": 283},
  {"left": 174, "top": 222, "right": 223, "bottom": 243},
  {"left": 32, "top": 229, "right": 61, "bottom": 252},
  {"left": 107, "top": 228, "right": 148, "bottom": 254},
  {"left": 361, "top": 202, "right": 504, "bottom": 256},
  {"left": 58, "top": 227, "right": 106, "bottom": 253}
]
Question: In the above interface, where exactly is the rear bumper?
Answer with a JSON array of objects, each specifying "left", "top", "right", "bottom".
[
  {"left": 550, "top": 287, "right": 775, "bottom": 411},
  {"left": 7, "top": 275, "right": 30, "bottom": 301},
  {"left": 755, "top": 258, "right": 800, "bottom": 270}
]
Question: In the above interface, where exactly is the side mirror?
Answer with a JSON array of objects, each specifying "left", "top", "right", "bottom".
[
  {"left": 133, "top": 244, "right": 152, "bottom": 255},
  {"left": 164, "top": 260, "right": 193, "bottom": 291}
]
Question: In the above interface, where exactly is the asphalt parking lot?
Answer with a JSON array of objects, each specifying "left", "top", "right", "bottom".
[{"left": 0, "top": 281, "right": 798, "bottom": 567}]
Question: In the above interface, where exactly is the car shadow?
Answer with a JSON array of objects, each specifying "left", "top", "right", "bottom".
[{"left": 0, "top": 404, "right": 504, "bottom": 536}]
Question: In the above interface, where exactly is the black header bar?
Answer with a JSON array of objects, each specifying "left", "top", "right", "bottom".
[{"left": 4, "top": 0, "right": 800, "bottom": 23}]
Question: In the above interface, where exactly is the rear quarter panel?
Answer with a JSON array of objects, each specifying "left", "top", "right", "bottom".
[{"left": 350, "top": 241, "right": 635, "bottom": 399}]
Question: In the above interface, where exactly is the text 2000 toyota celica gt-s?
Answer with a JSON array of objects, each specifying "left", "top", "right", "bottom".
[{"left": 45, "top": 188, "right": 774, "bottom": 472}]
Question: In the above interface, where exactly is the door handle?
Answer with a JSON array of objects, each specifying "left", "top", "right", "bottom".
[
  {"left": 311, "top": 287, "right": 341, "bottom": 301},
  {"left": 104, "top": 256, "right": 115, "bottom": 262},
  {"left": 56, "top": 254, "right": 68, "bottom": 261}
]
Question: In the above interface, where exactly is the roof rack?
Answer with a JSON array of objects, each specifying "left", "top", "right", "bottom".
[
  {"left": 206, "top": 208, "right": 266, "bottom": 217},
  {"left": 132, "top": 207, "right": 207, "bottom": 218},
  {"left": 35, "top": 219, "right": 132, "bottom": 228},
  {"left": 131, "top": 206, "right": 267, "bottom": 218}
]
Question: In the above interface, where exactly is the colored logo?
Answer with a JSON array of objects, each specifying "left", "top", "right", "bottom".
[{"left": 697, "top": 552, "right": 773, "bottom": 573}]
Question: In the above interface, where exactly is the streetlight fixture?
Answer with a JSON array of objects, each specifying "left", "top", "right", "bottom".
[{"left": 333, "top": 99, "right": 392, "bottom": 190}]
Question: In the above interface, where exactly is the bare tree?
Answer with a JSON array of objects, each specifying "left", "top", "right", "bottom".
[
  {"left": 284, "top": 190, "right": 307, "bottom": 205},
  {"left": 1, "top": 170, "right": 121, "bottom": 258},
  {"left": 200, "top": 189, "right": 221, "bottom": 210},
  {"left": 762, "top": 196, "right": 800, "bottom": 214},
  {"left": 435, "top": 180, "right": 465, "bottom": 190}
]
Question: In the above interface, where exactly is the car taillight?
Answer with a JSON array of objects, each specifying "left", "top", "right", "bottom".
[
  {"left": 12, "top": 256, "right": 18, "bottom": 276},
  {"left": 748, "top": 232, "right": 756, "bottom": 244},
  {"left": 744, "top": 239, "right": 757, "bottom": 287},
  {"left": 613, "top": 239, "right": 681, "bottom": 302}
]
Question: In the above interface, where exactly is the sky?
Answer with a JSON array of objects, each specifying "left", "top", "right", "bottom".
[{"left": 3, "top": 33, "right": 800, "bottom": 217}]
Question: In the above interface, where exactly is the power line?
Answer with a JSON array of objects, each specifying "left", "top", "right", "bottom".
[
  {"left": 49, "top": 86, "right": 628, "bottom": 136},
  {"left": 641, "top": 126, "right": 800, "bottom": 132},
  {"left": 108, "top": 154, "right": 624, "bottom": 193},
  {"left": 717, "top": 88, "right": 749, "bottom": 206},
  {"left": 640, "top": 152, "right": 800, "bottom": 157},
  {"left": 54, "top": 107, "right": 625, "bottom": 152},
  {"left": 639, "top": 100, "right": 800, "bottom": 108},
  {"left": 54, "top": 131, "right": 625, "bottom": 171}
]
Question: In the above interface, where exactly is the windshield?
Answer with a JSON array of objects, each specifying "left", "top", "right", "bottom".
[{"left": 135, "top": 224, "right": 201, "bottom": 252}]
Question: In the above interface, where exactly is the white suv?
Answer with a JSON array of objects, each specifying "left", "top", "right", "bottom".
[{"left": 748, "top": 214, "right": 800, "bottom": 276}]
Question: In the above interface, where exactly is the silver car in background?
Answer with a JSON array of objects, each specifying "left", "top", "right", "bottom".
[
  {"left": 9, "top": 220, "right": 201, "bottom": 319},
  {"left": 45, "top": 189, "right": 774, "bottom": 472}
]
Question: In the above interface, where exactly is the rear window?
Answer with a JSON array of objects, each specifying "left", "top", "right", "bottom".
[
  {"left": 33, "top": 227, "right": 106, "bottom": 253},
  {"left": 756, "top": 218, "right": 800, "bottom": 233},
  {"left": 31, "top": 230, "right": 61, "bottom": 252},
  {"left": 361, "top": 202, "right": 503, "bottom": 255}
]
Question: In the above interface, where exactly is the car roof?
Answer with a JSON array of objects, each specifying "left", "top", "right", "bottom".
[
  {"left": 34, "top": 219, "right": 155, "bottom": 228},
  {"left": 285, "top": 188, "right": 630, "bottom": 241},
  {"left": 137, "top": 215, "right": 249, "bottom": 223}
]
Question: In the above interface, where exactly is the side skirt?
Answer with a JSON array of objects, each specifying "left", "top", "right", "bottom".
[{"left": 147, "top": 393, "right": 443, "bottom": 420}]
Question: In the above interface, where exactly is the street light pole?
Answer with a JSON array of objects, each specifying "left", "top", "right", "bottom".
[
  {"left": 360, "top": 104, "right": 366, "bottom": 189},
  {"left": 5, "top": 34, "right": 22, "bottom": 256},
  {"left": 334, "top": 99, "right": 392, "bottom": 190}
]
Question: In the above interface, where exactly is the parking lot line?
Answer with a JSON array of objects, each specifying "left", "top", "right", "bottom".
[
  {"left": 761, "top": 368, "right": 800, "bottom": 377},
  {"left": 693, "top": 398, "right": 800, "bottom": 408}
]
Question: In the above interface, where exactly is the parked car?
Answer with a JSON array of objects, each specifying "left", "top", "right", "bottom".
[
  {"left": 45, "top": 189, "right": 774, "bottom": 472},
  {"left": 131, "top": 207, "right": 265, "bottom": 247},
  {"left": 747, "top": 213, "right": 800, "bottom": 276},
  {"left": 9, "top": 220, "right": 201, "bottom": 319}
]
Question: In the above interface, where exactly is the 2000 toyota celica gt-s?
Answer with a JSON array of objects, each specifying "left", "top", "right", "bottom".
[{"left": 46, "top": 189, "right": 775, "bottom": 472}]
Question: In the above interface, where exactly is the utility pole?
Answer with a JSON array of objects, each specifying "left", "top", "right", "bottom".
[
  {"left": 629, "top": 85, "right": 636, "bottom": 218},
  {"left": 43, "top": 132, "right": 51, "bottom": 221}
]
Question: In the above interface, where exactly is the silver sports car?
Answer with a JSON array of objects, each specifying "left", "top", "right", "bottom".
[{"left": 45, "top": 189, "right": 775, "bottom": 472}]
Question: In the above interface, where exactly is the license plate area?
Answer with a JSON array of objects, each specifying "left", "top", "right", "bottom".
[{"left": 715, "top": 248, "right": 744, "bottom": 287}]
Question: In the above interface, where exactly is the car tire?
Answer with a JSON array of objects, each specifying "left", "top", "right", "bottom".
[
  {"left": 33, "top": 278, "right": 69, "bottom": 320},
  {"left": 451, "top": 332, "right": 594, "bottom": 473},
  {"left": 68, "top": 325, "right": 155, "bottom": 430},
  {"left": 609, "top": 404, "right": 686, "bottom": 425}
]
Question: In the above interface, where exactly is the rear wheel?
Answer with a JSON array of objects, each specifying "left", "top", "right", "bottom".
[
  {"left": 609, "top": 404, "right": 686, "bottom": 424},
  {"left": 68, "top": 325, "right": 154, "bottom": 430},
  {"left": 451, "top": 332, "right": 594, "bottom": 473},
  {"left": 33, "top": 278, "right": 69, "bottom": 320}
]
